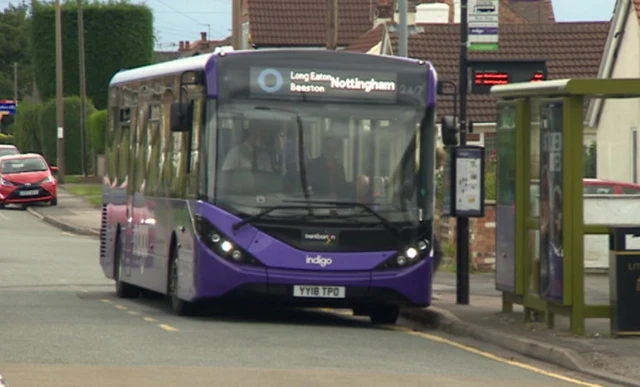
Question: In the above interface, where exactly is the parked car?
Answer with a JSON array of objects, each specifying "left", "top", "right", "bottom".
[
  {"left": 582, "top": 178, "right": 640, "bottom": 194},
  {"left": 530, "top": 178, "right": 640, "bottom": 199},
  {"left": 0, "top": 153, "right": 58, "bottom": 209},
  {"left": 0, "top": 144, "right": 19, "bottom": 158}
]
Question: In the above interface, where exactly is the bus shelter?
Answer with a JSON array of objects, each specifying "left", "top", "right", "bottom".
[{"left": 489, "top": 79, "right": 640, "bottom": 335}]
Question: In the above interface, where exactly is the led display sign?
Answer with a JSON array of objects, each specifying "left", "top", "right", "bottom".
[
  {"left": 249, "top": 67, "right": 398, "bottom": 101},
  {"left": 469, "top": 60, "right": 547, "bottom": 94}
]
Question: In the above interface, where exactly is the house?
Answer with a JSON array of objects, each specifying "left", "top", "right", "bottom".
[
  {"left": 235, "top": 0, "right": 378, "bottom": 49},
  {"left": 234, "top": 0, "right": 555, "bottom": 50},
  {"left": 586, "top": 0, "right": 640, "bottom": 183},
  {"left": 346, "top": 4, "right": 608, "bottom": 148}
]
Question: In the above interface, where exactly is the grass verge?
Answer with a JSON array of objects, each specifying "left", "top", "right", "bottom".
[{"left": 64, "top": 184, "right": 102, "bottom": 207}]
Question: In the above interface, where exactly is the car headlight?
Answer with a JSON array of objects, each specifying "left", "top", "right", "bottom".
[
  {"left": 194, "top": 214, "right": 263, "bottom": 267},
  {"left": 40, "top": 175, "right": 55, "bottom": 184},
  {"left": 375, "top": 236, "right": 432, "bottom": 270},
  {"left": 0, "top": 177, "right": 13, "bottom": 186}
]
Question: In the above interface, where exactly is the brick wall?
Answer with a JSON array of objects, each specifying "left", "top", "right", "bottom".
[{"left": 438, "top": 201, "right": 496, "bottom": 272}]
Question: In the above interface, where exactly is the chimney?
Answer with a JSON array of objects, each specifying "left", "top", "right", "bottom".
[
  {"left": 453, "top": 0, "right": 461, "bottom": 23},
  {"left": 415, "top": 3, "right": 449, "bottom": 24},
  {"left": 179, "top": 41, "right": 184, "bottom": 50},
  {"left": 200, "top": 31, "right": 207, "bottom": 41},
  {"left": 375, "top": 0, "right": 394, "bottom": 22}
]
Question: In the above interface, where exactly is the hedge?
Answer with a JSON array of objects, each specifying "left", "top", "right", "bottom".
[
  {"left": 39, "top": 96, "right": 96, "bottom": 174},
  {"left": 87, "top": 109, "right": 106, "bottom": 154},
  {"left": 0, "top": 133, "right": 14, "bottom": 145},
  {"left": 31, "top": 1, "right": 154, "bottom": 110},
  {"left": 12, "top": 102, "right": 43, "bottom": 153}
]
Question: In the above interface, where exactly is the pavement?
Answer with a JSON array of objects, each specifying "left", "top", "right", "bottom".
[{"left": 5, "top": 185, "right": 632, "bottom": 386}]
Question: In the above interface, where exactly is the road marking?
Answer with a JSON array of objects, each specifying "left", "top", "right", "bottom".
[
  {"left": 389, "top": 326, "right": 603, "bottom": 387},
  {"left": 158, "top": 324, "right": 179, "bottom": 332},
  {"left": 318, "top": 309, "right": 602, "bottom": 387},
  {"left": 127, "top": 311, "right": 140, "bottom": 316},
  {"left": 143, "top": 316, "right": 157, "bottom": 322},
  {"left": 0, "top": 213, "right": 9, "bottom": 220},
  {"left": 101, "top": 298, "right": 113, "bottom": 304},
  {"left": 114, "top": 304, "right": 127, "bottom": 310},
  {"left": 62, "top": 231, "right": 75, "bottom": 236}
]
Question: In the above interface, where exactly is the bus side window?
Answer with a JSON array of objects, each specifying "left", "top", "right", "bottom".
[
  {"left": 187, "top": 98, "right": 202, "bottom": 199},
  {"left": 145, "top": 105, "right": 161, "bottom": 196}
]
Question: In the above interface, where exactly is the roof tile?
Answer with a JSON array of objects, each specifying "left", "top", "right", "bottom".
[
  {"left": 343, "top": 22, "right": 388, "bottom": 53},
  {"left": 247, "top": 0, "right": 376, "bottom": 47},
  {"left": 388, "top": 22, "right": 609, "bottom": 122}
]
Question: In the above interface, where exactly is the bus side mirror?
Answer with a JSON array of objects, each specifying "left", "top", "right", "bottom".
[
  {"left": 436, "top": 81, "right": 444, "bottom": 95},
  {"left": 170, "top": 101, "right": 194, "bottom": 132},
  {"left": 441, "top": 115, "right": 458, "bottom": 146}
]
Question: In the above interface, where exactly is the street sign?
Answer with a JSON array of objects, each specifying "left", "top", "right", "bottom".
[
  {"left": 0, "top": 100, "right": 16, "bottom": 115},
  {"left": 468, "top": 0, "right": 499, "bottom": 51}
]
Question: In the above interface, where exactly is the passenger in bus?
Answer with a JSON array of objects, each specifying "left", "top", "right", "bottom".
[
  {"left": 221, "top": 125, "right": 273, "bottom": 172},
  {"left": 307, "top": 136, "right": 347, "bottom": 196}
]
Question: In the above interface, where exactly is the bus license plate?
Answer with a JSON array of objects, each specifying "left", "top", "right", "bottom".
[
  {"left": 19, "top": 190, "right": 39, "bottom": 196},
  {"left": 293, "top": 285, "right": 345, "bottom": 299}
]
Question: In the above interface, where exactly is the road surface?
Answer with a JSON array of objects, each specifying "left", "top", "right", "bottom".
[{"left": 0, "top": 207, "right": 618, "bottom": 387}]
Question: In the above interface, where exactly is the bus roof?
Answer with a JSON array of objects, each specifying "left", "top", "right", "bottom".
[
  {"left": 109, "top": 49, "right": 434, "bottom": 87},
  {"left": 109, "top": 52, "right": 216, "bottom": 86}
]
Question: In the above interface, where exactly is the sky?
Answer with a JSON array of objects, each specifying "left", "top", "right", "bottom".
[{"left": 0, "top": 0, "right": 620, "bottom": 50}]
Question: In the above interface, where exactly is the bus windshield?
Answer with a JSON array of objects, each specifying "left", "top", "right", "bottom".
[{"left": 209, "top": 99, "right": 435, "bottom": 225}]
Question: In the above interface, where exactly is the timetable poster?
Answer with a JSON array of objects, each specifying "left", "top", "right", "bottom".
[{"left": 539, "top": 100, "right": 564, "bottom": 303}]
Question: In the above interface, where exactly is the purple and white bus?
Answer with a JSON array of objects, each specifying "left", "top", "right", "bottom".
[{"left": 100, "top": 49, "right": 438, "bottom": 324}]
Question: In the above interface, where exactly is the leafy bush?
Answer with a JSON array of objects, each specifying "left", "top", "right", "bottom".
[
  {"left": 38, "top": 96, "right": 96, "bottom": 173},
  {"left": 12, "top": 102, "right": 43, "bottom": 153},
  {"left": 87, "top": 109, "right": 107, "bottom": 154},
  {"left": 31, "top": 0, "right": 154, "bottom": 109},
  {"left": 0, "top": 133, "right": 14, "bottom": 144}
]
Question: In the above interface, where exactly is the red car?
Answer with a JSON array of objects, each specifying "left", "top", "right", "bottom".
[
  {"left": 0, "top": 153, "right": 58, "bottom": 209},
  {"left": 0, "top": 144, "right": 19, "bottom": 158}
]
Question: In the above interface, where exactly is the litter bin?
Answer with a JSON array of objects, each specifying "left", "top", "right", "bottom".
[{"left": 609, "top": 226, "right": 640, "bottom": 337}]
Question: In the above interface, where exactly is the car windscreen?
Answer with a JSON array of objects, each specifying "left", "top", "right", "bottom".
[
  {"left": 1, "top": 158, "right": 48, "bottom": 174},
  {"left": 0, "top": 149, "right": 18, "bottom": 158}
]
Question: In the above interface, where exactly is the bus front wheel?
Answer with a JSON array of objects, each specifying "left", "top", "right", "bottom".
[
  {"left": 114, "top": 233, "right": 139, "bottom": 299},
  {"left": 168, "top": 247, "right": 198, "bottom": 316},
  {"left": 369, "top": 304, "right": 400, "bottom": 325}
]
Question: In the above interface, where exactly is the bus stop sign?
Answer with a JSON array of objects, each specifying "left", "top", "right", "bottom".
[{"left": 0, "top": 100, "right": 16, "bottom": 115}]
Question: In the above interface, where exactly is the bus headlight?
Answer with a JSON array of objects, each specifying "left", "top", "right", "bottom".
[
  {"left": 375, "top": 237, "right": 433, "bottom": 270},
  {"left": 194, "top": 214, "right": 263, "bottom": 267}
]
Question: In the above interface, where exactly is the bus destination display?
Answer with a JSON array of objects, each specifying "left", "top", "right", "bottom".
[{"left": 249, "top": 67, "right": 398, "bottom": 101}]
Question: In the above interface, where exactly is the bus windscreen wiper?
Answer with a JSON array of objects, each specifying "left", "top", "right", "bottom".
[
  {"left": 282, "top": 199, "right": 401, "bottom": 238},
  {"left": 232, "top": 204, "right": 335, "bottom": 231}
]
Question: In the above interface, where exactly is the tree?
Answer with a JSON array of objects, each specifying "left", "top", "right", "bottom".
[
  {"left": 31, "top": 0, "right": 154, "bottom": 109},
  {"left": 0, "top": 2, "right": 34, "bottom": 101},
  {"left": 39, "top": 96, "right": 96, "bottom": 173}
]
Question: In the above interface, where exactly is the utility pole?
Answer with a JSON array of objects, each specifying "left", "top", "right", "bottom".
[
  {"left": 78, "top": 0, "right": 87, "bottom": 176},
  {"left": 55, "top": 0, "right": 65, "bottom": 183},
  {"left": 456, "top": 0, "right": 470, "bottom": 305},
  {"left": 325, "top": 0, "right": 338, "bottom": 50},
  {"left": 13, "top": 62, "right": 18, "bottom": 102},
  {"left": 231, "top": 0, "right": 241, "bottom": 49},
  {"left": 398, "top": 0, "right": 408, "bottom": 57}
]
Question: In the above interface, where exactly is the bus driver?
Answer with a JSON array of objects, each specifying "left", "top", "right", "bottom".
[{"left": 221, "top": 124, "right": 273, "bottom": 172}]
